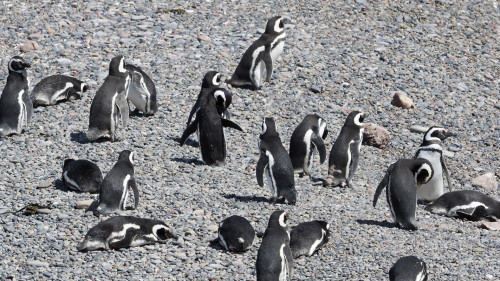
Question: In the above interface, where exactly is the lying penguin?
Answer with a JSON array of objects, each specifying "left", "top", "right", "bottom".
[
  {"left": 289, "top": 220, "right": 329, "bottom": 258},
  {"left": 31, "top": 75, "right": 88, "bottom": 106}
]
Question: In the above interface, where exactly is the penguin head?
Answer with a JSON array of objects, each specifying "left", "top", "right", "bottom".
[
  {"left": 80, "top": 83, "right": 89, "bottom": 93},
  {"left": 152, "top": 223, "right": 177, "bottom": 240},
  {"left": 317, "top": 117, "right": 328, "bottom": 139},
  {"left": 8, "top": 56, "right": 31, "bottom": 73},
  {"left": 260, "top": 117, "right": 277, "bottom": 137},
  {"left": 63, "top": 159, "right": 75, "bottom": 170},
  {"left": 423, "top": 126, "right": 452, "bottom": 143},
  {"left": 109, "top": 55, "right": 127, "bottom": 76},
  {"left": 265, "top": 16, "right": 286, "bottom": 35},
  {"left": 268, "top": 210, "right": 288, "bottom": 229},
  {"left": 413, "top": 159, "right": 434, "bottom": 185},
  {"left": 202, "top": 71, "right": 222, "bottom": 88},
  {"left": 118, "top": 150, "right": 135, "bottom": 165},
  {"left": 283, "top": 184, "right": 297, "bottom": 205},
  {"left": 213, "top": 88, "right": 232, "bottom": 116}
]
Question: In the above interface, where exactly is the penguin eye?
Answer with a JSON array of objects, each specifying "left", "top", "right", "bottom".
[
  {"left": 359, "top": 116, "right": 364, "bottom": 123},
  {"left": 279, "top": 20, "right": 284, "bottom": 29}
]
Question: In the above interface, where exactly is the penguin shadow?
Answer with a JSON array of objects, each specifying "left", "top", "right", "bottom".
[
  {"left": 208, "top": 238, "right": 225, "bottom": 251},
  {"left": 356, "top": 219, "right": 396, "bottom": 229},
  {"left": 54, "top": 178, "right": 71, "bottom": 192},
  {"left": 170, "top": 136, "right": 199, "bottom": 148},
  {"left": 71, "top": 132, "right": 114, "bottom": 144},
  {"left": 170, "top": 157, "right": 205, "bottom": 166},
  {"left": 129, "top": 109, "right": 151, "bottom": 118},
  {"left": 222, "top": 193, "right": 272, "bottom": 204}
]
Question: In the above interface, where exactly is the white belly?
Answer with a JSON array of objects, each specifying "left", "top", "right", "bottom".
[{"left": 416, "top": 151, "right": 443, "bottom": 201}]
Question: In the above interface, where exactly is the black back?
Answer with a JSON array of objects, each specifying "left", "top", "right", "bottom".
[
  {"left": 62, "top": 159, "right": 103, "bottom": 193},
  {"left": 389, "top": 256, "right": 428, "bottom": 281},
  {"left": 186, "top": 71, "right": 222, "bottom": 126},
  {"left": 31, "top": 75, "right": 87, "bottom": 105},
  {"left": 289, "top": 114, "right": 328, "bottom": 171},
  {"left": 290, "top": 220, "right": 329, "bottom": 258},
  {"left": 218, "top": 215, "right": 255, "bottom": 252}
]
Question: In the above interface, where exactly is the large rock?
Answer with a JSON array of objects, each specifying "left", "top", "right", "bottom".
[
  {"left": 391, "top": 91, "right": 415, "bottom": 109},
  {"left": 472, "top": 173, "right": 498, "bottom": 191},
  {"left": 363, "top": 123, "right": 390, "bottom": 149}
]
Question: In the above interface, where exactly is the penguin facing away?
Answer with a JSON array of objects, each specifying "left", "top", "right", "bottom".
[
  {"left": 256, "top": 210, "right": 293, "bottom": 281},
  {"left": 96, "top": 150, "right": 139, "bottom": 215},
  {"left": 31, "top": 75, "right": 88, "bottom": 106},
  {"left": 256, "top": 117, "right": 297, "bottom": 205},
  {"left": 215, "top": 215, "right": 255, "bottom": 252},
  {"left": 389, "top": 256, "right": 428, "bottom": 281},
  {"left": 425, "top": 190, "right": 500, "bottom": 222},
  {"left": 87, "top": 55, "right": 130, "bottom": 142},
  {"left": 373, "top": 158, "right": 434, "bottom": 230},
  {"left": 414, "top": 126, "right": 454, "bottom": 202},
  {"left": 179, "top": 88, "right": 243, "bottom": 166},
  {"left": 124, "top": 64, "right": 158, "bottom": 116},
  {"left": 62, "top": 159, "right": 103, "bottom": 193},
  {"left": 186, "top": 71, "right": 224, "bottom": 126},
  {"left": 77, "top": 216, "right": 177, "bottom": 251},
  {"left": 324, "top": 111, "right": 367, "bottom": 188},
  {"left": 289, "top": 220, "right": 329, "bottom": 258},
  {"left": 289, "top": 114, "right": 328, "bottom": 178},
  {"left": 0, "top": 56, "right": 32, "bottom": 137},
  {"left": 226, "top": 16, "right": 287, "bottom": 90}
]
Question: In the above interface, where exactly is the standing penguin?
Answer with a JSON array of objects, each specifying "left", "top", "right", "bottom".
[
  {"left": 256, "top": 210, "right": 293, "bottom": 281},
  {"left": 186, "top": 71, "right": 225, "bottom": 126},
  {"left": 373, "top": 159, "right": 434, "bottom": 230},
  {"left": 179, "top": 88, "right": 243, "bottom": 166},
  {"left": 289, "top": 220, "right": 329, "bottom": 258},
  {"left": 124, "top": 64, "right": 158, "bottom": 116},
  {"left": 414, "top": 126, "right": 454, "bottom": 202},
  {"left": 389, "top": 256, "right": 428, "bottom": 281},
  {"left": 31, "top": 75, "right": 88, "bottom": 106},
  {"left": 226, "top": 16, "right": 286, "bottom": 90},
  {"left": 96, "top": 150, "right": 139, "bottom": 215},
  {"left": 324, "top": 111, "right": 367, "bottom": 187},
  {"left": 62, "top": 159, "right": 103, "bottom": 193},
  {"left": 87, "top": 55, "right": 130, "bottom": 142},
  {"left": 257, "top": 118, "right": 297, "bottom": 205},
  {"left": 0, "top": 56, "right": 32, "bottom": 137},
  {"left": 214, "top": 215, "right": 255, "bottom": 252},
  {"left": 289, "top": 114, "right": 328, "bottom": 178}
]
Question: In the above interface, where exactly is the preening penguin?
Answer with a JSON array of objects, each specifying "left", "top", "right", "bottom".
[
  {"left": 289, "top": 220, "right": 329, "bottom": 258},
  {"left": 0, "top": 56, "right": 32, "bottom": 137},
  {"left": 256, "top": 210, "right": 293, "bottom": 281},
  {"left": 62, "top": 159, "right": 103, "bottom": 193},
  {"left": 31, "top": 75, "right": 88, "bottom": 106},
  {"left": 214, "top": 215, "right": 255, "bottom": 252},
  {"left": 124, "top": 63, "right": 158, "bottom": 116},
  {"left": 373, "top": 158, "right": 434, "bottom": 230},
  {"left": 87, "top": 55, "right": 130, "bottom": 142},
  {"left": 226, "top": 16, "right": 287, "bottom": 90},
  {"left": 389, "top": 256, "right": 428, "bottom": 281}
]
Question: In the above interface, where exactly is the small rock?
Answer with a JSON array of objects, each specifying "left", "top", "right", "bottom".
[
  {"left": 27, "top": 260, "right": 49, "bottom": 267},
  {"left": 207, "top": 224, "right": 218, "bottom": 232},
  {"left": 409, "top": 125, "right": 429, "bottom": 134},
  {"left": 56, "top": 58, "right": 73, "bottom": 66},
  {"left": 363, "top": 123, "right": 391, "bottom": 149},
  {"left": 391, "top": 91, "right": 415, "bottom": 109},
  {"left": 197, "top": 34, "right": 211, "bottom": 42},
  {"left": 310, "top": 86, "right": 321, "bottom": 93},
  {"left": 75, "top": 199, "right": 94, "bottom": 209},
  {"left": 479, "top": 221, "right": 500, "bottom": 231},
  {"left": 20, "top": 41, "right": 41, "bottom": 53},
  {"left": 28, "top": 33, "right": 43, "bottom": 40},
  {"left": 472, "top": 173, "right": 498, "bottom": 191},
  {"left": 37, "top": 181, "right": 53, "bottom": 188},
  {"left": 47, "top": 29, "right": 56, "bottom": 34}
]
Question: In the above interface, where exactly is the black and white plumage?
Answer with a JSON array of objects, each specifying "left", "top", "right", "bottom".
[
  {"left": 425, "top": 190, "right": 500, "bottom": 222},
  {"left": 226, "top": 16, "right": 286, "bottom": 90},
  {"left": 389, "top": 256, "right": 428, "bottom": 281},
  {"left": 289, "top": 220, "right": 329, "bottom": 258},
  {"left": 31, "top": 75, "right": 88, "bottom": 106},
  {"left": 256, "top": 210, "right": 293, "bottom": 281},
  {"left": 289, "top": 114, "right": 328, "bottom": 177},
  {"left": 257, "top": 118, "right": 297, "bottom": 205},
  {"left": 324, "top": 111, "right": 367, "bottom": 187},
  {"left": 0, "top": 56, "right": 32, "bottom": 137},
  {"left": 373, "top": 159, "right": 434, "bottom": 230},
  {"left": 179, "top": 88, "right": 243, "bottom": 166},
  {"left": 96, "top": 150, "right": 139, "bottom": 215},
  {"left": 77, "top": 216, "right": 176, "bottom": 251},
  {"left": 215, "top": 215, "right": 255, "bottom": 252},
  {"left": 124, "top": 64, "right": 158, "bottom": 116},
  {"left": 87, "top": 55, "right": 130, "bottom": 142},
  {"left": 62, "top": 159, "right": 103, "bottom": 193},
  {"left": 414, "top": 126, "right": 454, "bottom": 202}
]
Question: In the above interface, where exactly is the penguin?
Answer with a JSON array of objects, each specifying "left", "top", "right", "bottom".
[
  {"left": 62, "top": 159, "right": 103, "bottom": 193},
  {"left": 324, "top": 111, "right": 367, "bottom": 188},
  {"left": 77, "top": 216, "right": 176, "bottom": 251},
  {"left": 289, "top": 114, "right": 328, "bottom": 178},
  {"left": 96, "top": 150, "right": 139, "bottom": 215},
  {"left": 373, "top": 159, "right": 434, "bottom": 230},
  {"left": 256, "top": 210, "right": 293, "bottom": 281},
  {"left": 226, "top": 16, "right": 286, "bottom": 90},
  {"left": 389, "top": 256, "right": 428, "bottom": 281},
  {"left": 31, "top": 75, "right": 88, "bottom": 106},
  {"left": 214, "top": 215, "right": 255, "bottom": 252},
  {"left": 414, "top": 126, "right": 454, "bottom": 202},
  {"left": 186, "top": 71, "right": 227, "bottom": 126},
  {"left": 425, "top": 190, "right": 500, "bottom": 222},
  {"left": 256, "top": 117, "right": 297, "bottom": 205},
  {"left": 179, "top": 88, "right": 243, "bottom": 166},
  {"left": 124, "top": 63, "right": 158, "bottom": 116},
  {"left": 0, "top": 56, "right": 32, "bottom": 137},
  {"left": 87, "top": 55, "right": 130, "bottom": 142},
  {"left": 289, "top": 220, "right": 329, "bottom": 258}
]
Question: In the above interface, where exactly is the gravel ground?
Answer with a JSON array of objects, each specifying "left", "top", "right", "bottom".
[{"left": 0, "top": 0, "right": 499, "bottom": 280}]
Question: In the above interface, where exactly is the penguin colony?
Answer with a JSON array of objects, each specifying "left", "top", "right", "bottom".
[{"left": 0, "top": 14, "right": 498, "bottom": 280}]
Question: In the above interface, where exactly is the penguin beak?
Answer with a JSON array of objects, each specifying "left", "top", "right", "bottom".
[
  {"left": 23, "top": 62, "right": 31, "bottom": 68},
  {"left": 444, "top": 130, "right": 455, "bottom": 138}
]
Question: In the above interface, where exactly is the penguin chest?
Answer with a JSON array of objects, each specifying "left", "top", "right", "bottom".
[
  {"left": 271, "top": 33, "right": 286, "bottom": 63},
  {"left": 279, "top": 244, "right": 290, "bottom": 281},
  {"left": 17, "top": 89, "right": 27, "bottom": 131},
  {"left": 302, "top": 130, "right": 315, "bottom": 170}
]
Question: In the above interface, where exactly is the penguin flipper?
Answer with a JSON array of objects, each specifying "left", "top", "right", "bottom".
[
  {"left": 311, "top": 133, "right": 327, "bottom": 164},
  {"left": 221, "top": 119, "right": 243, "bottom": 132},
  {"left": 115, "top": 91, "right": 130, "bottom": 127},
  {"left": 256, "top": 153, "right": 269, "bottom": 187},
  {"left": 180, "top": 120, "right": 198, "bottom": 146},
  {"left": 347, "top": 141, "right": 361, "bottom": 182},
  {"left": 441, "top": 156, "right": 453, "bottom": 192},
  {"left": 373, "top": 164, "right": 393, "bottom": 207},
  {"left": 109, "top": 231, "right": 138, "bottom": 250},
  {"left": 130, "top": 178, "right": 139, "bottom": 210},
  {"left": 186, "top": 101, "right": 199, "bottom": 126},
  {"left": 263, "top": 50, "right": 273, "bottom": 82},
  {"left": 456, "top": 205, "right": 487, "bottom": 221}
]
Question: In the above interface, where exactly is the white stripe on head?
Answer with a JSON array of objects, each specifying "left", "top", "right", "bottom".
[
  {"left": 129, "top": 151, "right": 135, "bottom": 164},
  {"left": 9, "top": 58, "right": 24, "bottom": 73},
  {"left": 354, "top": 113, "right": 365, "bottom": 127},
  {"left": 318, "top": 118, "right": 327, "bottom": 136},
  {"left": 278, "top": 212, "right": 287, "bottom": 227},
  {"left": 118, "top": 57, "right": 126, "bottom": 73},
  {"left": 80, "top": 83, "right": 86, "bottom": 93},
  {"left": 274, "top": 17, "right": 284, "bottom": 33},
  {"left": 212, "top": 73, "right": 221, "bottom": 86},
  {"left": 213, "top": 90, "right": 226, "bottom": 103},
  {"left": 424, "top": 127, "right": 446, "bottom": 142},
  {"left": 152, "top": 224, "right": 167, "bottom": 240},
  {"left": 416, "top": 163, "right": 433, "bottom": 184},
  {"left": 261, "top": 119, "right": 267, "bottom": 135}
]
